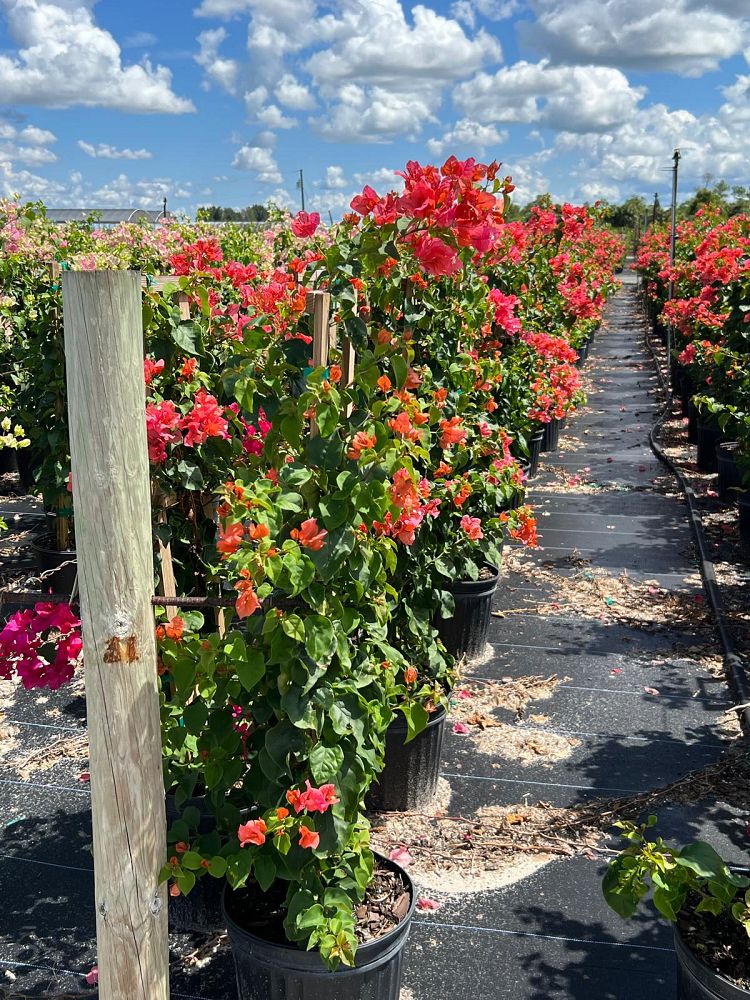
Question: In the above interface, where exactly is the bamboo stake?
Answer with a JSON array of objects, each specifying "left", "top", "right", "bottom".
[{"left": 62, "top": 270, "right": 169, "bottom": 1000}]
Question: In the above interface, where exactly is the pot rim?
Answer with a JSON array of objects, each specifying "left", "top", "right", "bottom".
[
  {"left": 222, "top": 851, "right": 416, "bottom": 969},
  {"left": 388, "top": 703, "right": 446, "bottom": 735},
  {"left": 30, "top": 532, "right": 77, "bottom": 557},
  {"left": 674, "top": 923, "right": 750, "bottom": 997}
]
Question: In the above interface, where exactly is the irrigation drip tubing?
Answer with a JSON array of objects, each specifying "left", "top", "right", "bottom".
[{"left": 639, "top": 290, "right": 750, "bottom": 735}]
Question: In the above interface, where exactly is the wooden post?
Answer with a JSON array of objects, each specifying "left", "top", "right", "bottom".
[{"left": 62, "top": 271, "right": 169, "bottom": 1000}]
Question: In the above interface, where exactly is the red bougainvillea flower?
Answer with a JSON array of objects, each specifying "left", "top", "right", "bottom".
[
  {"left": 180, "top": 390, "right": 230, "bottom": 447},
  {"left": 238, "top": 819, "right": 268, "bottom": 847},
  {"left": 235, "top": 572, "right": 260, "bottom": 618},
  {"left": 347, "top": 431, "right": 377, "bottom": 460},
  {"left": 298, "top": 825, "right": 320, "bottom": 850},
  {"left": 217, "top": 521, "right": 244, "bottom": 556},
  {"left": 388, "top": 411, "right": 421, "bottom": 440},
  {"left": 404, "top": 665, "right": 418, "bottom": 685},
  {"left": 377, "top": 375, "right": 392, "bottom": 392},
  {"left": 291, "top": 211, "right": 320, "bottom": 238},
  {"left": 488, "top": 289, "right": 522, "bottom": 335},
  {"left": 460, "top": 515, "right": 483, "bottom": 541},
  {"left": 439, "top": 416, "right": 467, "bottom": 449},
  {"left": 350, "top": 184, "right": 380, "bottom": 216},
  {"left": 143, "top": 356, "right": 165, "bottom": 385},
  {"left": 290, "top": 518, "right": 327, "bottom": 551}
]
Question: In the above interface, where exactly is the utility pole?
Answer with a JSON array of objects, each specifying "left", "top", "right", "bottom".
[
  {"left": 652, "top": 192, "right": 659, "bottom": 225},
  {"left": 162, "top": 196, "right": 167, "bottom": 221},
  {"left": 297, "top": 169, "right": 305, "bottom": 212},
  {"left": 667, "top": 149, "right": 681, "bottom": 384}
]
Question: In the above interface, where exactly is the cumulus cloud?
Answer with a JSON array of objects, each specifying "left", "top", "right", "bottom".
[
  {"left": 322, "top": 165, "right": 347, "bottom": 189},
  {"left": 77, "top": 141, "right": 153, "bottom": 160},
  {"left": 196, "top": 27, "right": 240, "bottom": 93},
  {"left": 524, "top": 0, "right": 748, "bottom": 76},
  {"left": 231, "top": 144, "right": 282, "bottom": 183},
  {"left": 452, "top": 0, "right": 520, "bottom": 28},
  {"left": 427, "top": 119, "right": 508, "bottom": 156},
  {"left": 454, "top": 60, "right": 646, "bottom": 132},
  {"left": 0, "top": 117, "right": 57, "bottom": 167},
  {"left": 0, "top": 0, "right": 194, "bottom": 112},
  {"left": 275, "top": 73, "right": 315, "bottom": 110}
]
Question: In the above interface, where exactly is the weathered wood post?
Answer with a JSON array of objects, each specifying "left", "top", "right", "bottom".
[{"left": 62, "top": 271, "right": 169, "bottom": 1000}]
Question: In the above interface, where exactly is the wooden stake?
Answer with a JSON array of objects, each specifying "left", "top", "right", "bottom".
[
  {"left": 62, "top": 271, "right": 169, "bottom": 1000},
  {"left": 306, "top": 291, "right": 331, "bottom": 438}
]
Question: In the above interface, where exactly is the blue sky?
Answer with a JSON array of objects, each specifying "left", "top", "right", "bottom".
[{"left": 1, "top": 0, "right": 749, "bottom": 217}]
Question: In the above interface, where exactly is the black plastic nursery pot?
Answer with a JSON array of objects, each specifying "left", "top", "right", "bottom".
[
  {"left": 716, "top": 442, "right": 742, "bottom": 502},
  {"left": 675, "top": 925, "right": 750, "bottom": 999},
  {"left": 687, "top": 401, "right": 699, "bottom": 445},
  {"left": 738, "top": 492, "right": 750, "bottom": 561},
  {"left": 31, "top": 533, "right": 77, "bottom": 595},
  {"left": 696, "top": 420, "right": 724, "bottom": 473},
  {"left": 15, "top": 448, "right": 39, "bottom": 493},
  {"left": 170, "top": 873, "right": 224, "bottom": 934},
  {"left": 367, "top": 706, "right": 446, "bottom": 812},
  {"left": 526, "top": 428, "right": 545, "bottom": 480},
  {"left": 435, "top": 564, "right": 499, "bottom": 661},
  {"left": 222, "top": 855, "right": 416, "bottom": 1000},
  {"left": 0, "top": 449, "right": 18, "bottom": 475},
  {"left": 540, "top": 417, "right": 561, "bottom": 453}
]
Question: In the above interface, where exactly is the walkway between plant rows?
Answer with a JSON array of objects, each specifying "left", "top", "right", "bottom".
[{"left": 0, "top": 271, "right": 746, "bottom": 998}]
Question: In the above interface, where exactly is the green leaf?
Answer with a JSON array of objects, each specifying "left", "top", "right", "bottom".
[
  {"left": 309, "top": 743, "right": 344, "bottom": 784},
  {"left": 304, "top": 615, "right": 336, "bottom": 663},
  {"left": 652, "top": 888, "right": 677, "bottom": 921},
  {"left": 207, "top": 856, "right": 227, "bottom": 878},
  {"left": 254, "top": 853, "right": 277, "bottom": 892},
  {"left": 176, "top": 459, "right": 203, "bottom": 490},
  {"left": 281, "top": 614, "right": 305, "bottom": 643},
  {"left": 316, "top": 400, "right": 340, "bottom": 437},
  {"left": 401, "top": 702, "right": 429, "bottom": 743},
  {"left": 236, "top": 650, "right": 265, "bottom": 692},
  {"left": 305, "top": 433, "right": 343, "bottom": 470},
  {"left": 391, "top": 353, "right": 407, "bottom": 389},
  {"left": 170, "top": 320, "right": 203, "bottom": 356},
  {"left": 676, "top": 842, "right": 727, "bottom": 880},
  {"left": 176, "top": 869, "right": 196, "bottom": 895},
  {"left": 181, "top": 851, "right": 204, "bottom": 871}
]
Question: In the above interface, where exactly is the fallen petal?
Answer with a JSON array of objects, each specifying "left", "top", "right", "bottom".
[{"left": 417, "top": 897, "right": 441, "bottom": 911}]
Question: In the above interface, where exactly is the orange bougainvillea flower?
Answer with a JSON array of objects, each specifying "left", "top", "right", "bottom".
[
  {"left": 439, "top": 416, "right": 467, "bottom": 450},
  {"left": 290, "top": 517, "right": 328, "bottom": 551},
  {"left": 329, "top": 364, "right": 342, "bottom": 384},
  {"left": 404, "top": 665, "right": 418, "bottom": 685},
  {"left": 347, "top": 431, "right": 377, "bottom": 460},
  {"left": 377, "top": 375, "right": 392, "bottom": 392},
  {"left": 249, "top": 522, "right": 270, "bottom": 541},
  {"left": 165, "top": 616, "right": 185, "bottom": 641},
  {"left": 388, "top": 411, "right": 420, "bottom": 440},
  {"left": 217, "top": 521, "right": 244, "bottom": 556},
  {"left": 235, "top": 574, "right": 260, "bottom": 618},
  {"left": 276, "top": 807, "right": 290, "bottom": 821},
  {"left": 298, "top": 825, "right": 320, "bottom": 850}
]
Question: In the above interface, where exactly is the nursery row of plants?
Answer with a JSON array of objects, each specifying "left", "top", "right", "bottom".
[
  {"left": 0, "top": 159, "right": 625, "bottom": 996},
  {"left": 635, "top": 210, "right": 750, "bottom": 554}
]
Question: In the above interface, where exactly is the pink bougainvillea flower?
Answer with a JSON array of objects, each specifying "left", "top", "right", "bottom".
[
  {"left": 85, "top": 966, "right": 99, "bottom": 986},
  {"left": 389, "top": 847, "right": 413, "bottom": 867},
  {"left": 644, "top": 687, "right": 660, "bottom": 697},
  {"left": 291, "top": 211, "right": 320, "bottom": 238},
  {"left": 417, "top": 897, "right": 441, "bottom": 911},
  {"left": 452, "top": 722, "right": 470, "bottom": 735},
  {"left": 238, "top": 819, "right": 268, "bottom": 847},
  {"left": 78, "top": 771, "right": 90, "bottom": 783}
]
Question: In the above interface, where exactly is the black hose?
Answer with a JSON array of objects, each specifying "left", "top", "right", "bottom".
[{"left": 638, "top": 290, "right": 750, "bottom": 734}]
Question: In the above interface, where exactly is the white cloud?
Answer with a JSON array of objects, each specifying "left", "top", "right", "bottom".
[
  {"left": 77, "top": 140, "right": 153, "bottom": 160},
  {"left": 427, "top": 118, "right": 508, "bottom": 156},
  {"left": 454, "top": 60, "right": 646, "bottom": 132},
  {"left": 275, "top": 73, "right": 315, "bottom": 110},
  {"left": 0, "top": 117, "right": 57, "bottom": 167},
  {"left": 196, "top": 27, "right": 240, "bottom": 93},
  {"left": 305, "top": 0, "right": 501, "bottom": 140},
  {"left": 452, "top": 0, "right": 520, "bottom": 27},
  {"left": 86, "top": 173, "right": 193, "bottom": 209},
  {"left": 123, "top": 31, "right": 157, "bottom": 48},
  {"left": 0, "top": 160, "right": 67, "bottom": 199},
  {"left": 256, "top": 104, "right": 297, "bottom": 128},
  {"left": 231, "top": 144, "right": 282, "bottom": 183},
  {"left": 194, "top": 0, "right": 253, "bottom": 16},
  {"left": 524, "top": 0, "right": 748, "bottom": 76},
  {"left": 0, "top": 0, "right": 194, "bottom": 112},
  {"left": 502, "top": 154, "right": 552, "bottom": 205},
  {"left": 322, "top": 165, "right": 347, "bottom": 189}
]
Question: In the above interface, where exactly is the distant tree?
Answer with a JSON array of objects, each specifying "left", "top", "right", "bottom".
[{"left": 196, "top": 204, "right": 270, "bottom": 223}]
